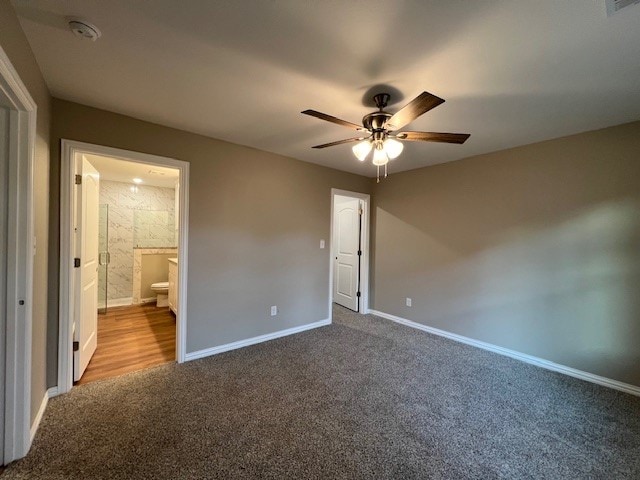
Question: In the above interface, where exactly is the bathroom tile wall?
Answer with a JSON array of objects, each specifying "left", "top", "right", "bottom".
[{"left": 99, "top": 180, "right": 176, "bottom": 302}]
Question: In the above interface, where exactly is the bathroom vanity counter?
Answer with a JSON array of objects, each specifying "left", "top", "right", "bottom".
[{"left": 168, "top": 258, "right": 178, "bottom": 315}]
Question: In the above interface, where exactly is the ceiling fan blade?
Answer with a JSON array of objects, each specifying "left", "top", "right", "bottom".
[
  {"left": 312, "top": 137, "right": 366, "bottom": 149},
  {"left": 396, "top": 131, "right": 470, "bottom": 144},
  {"left": 302, "top": 109, "right": 366, "bottom": 131},
  {"left": 385, "top": 92, "right": 445, "bottom": 130}
]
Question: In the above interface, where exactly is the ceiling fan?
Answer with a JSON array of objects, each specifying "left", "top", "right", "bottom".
[{"left": 302, "top": 91, "right": 470, "bottom": 181}]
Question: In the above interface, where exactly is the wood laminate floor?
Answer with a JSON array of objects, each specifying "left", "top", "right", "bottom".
[{"left": 76, "top": 304, "right": 176, "bottom": 385}]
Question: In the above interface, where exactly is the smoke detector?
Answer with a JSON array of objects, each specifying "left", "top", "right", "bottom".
[{"left": 67, "top": 17, "right": 101, "bottom": 41}]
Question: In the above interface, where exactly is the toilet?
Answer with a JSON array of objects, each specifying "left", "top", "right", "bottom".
[{"left": 151, "top": 281, "right": 169, "bottom": 307}]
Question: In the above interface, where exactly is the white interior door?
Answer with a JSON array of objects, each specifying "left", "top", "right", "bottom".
[
  {"left": 0, "top": 105, "right": 9, "bottom": 465},
  {"left": 333, "top": 198, "right": 361, "bottom": 311},
  {"left": 73, "top": 156, "right": 99, "bottom": 381}
]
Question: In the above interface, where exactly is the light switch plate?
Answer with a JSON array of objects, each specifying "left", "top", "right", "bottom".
[{"left": 320, "top": 239, "right": 325, "bottom": 249}]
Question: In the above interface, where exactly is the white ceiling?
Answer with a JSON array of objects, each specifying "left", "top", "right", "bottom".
[
  {"left": 13, "top": 0, "right": 640, "bottom": 177},
  {"left": 85, "top": 154, "right": 178, "bottom": 188}
]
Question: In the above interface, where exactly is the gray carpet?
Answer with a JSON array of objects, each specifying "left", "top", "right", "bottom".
[{"left": 5, "top": 306, "right": 640, "bottom": 479}]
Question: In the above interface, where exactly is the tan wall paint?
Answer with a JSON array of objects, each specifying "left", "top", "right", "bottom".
[
  {"left": 372, "top": 120, "right": 640, "bottom": 387},
  {"left": 140, "top": 254, "right": 175, "bottom": 300},
  {"left": 0, "top": 0, "right": 51, "bottom": 423},
  {"left": 50, "top": 99, "right": 372, "bottom": 381}
]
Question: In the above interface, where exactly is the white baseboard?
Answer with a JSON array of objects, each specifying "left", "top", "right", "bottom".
[
  {"left": 185, "top": 318, "right": 331, "bottom": 362},
  {"left": 369, "top": 310, "right": 640, "bottom": 397},
  {"left": 106, "top": 297, "right": 133, "bottom": 307},
  {"left": 105, "top": 297, "right": 157, "bottom": 307},
  {"left": 29, "top": 387, "right": 57, "bottom": 443}
]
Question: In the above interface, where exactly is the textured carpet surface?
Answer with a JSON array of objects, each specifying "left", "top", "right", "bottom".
[{"left": 5, "top": 306, "right": 640, "bottom": 479}]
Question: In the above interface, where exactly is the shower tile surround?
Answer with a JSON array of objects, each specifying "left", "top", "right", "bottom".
[{"left": 99, "top": 180, "right": 177, "bottom": 304}]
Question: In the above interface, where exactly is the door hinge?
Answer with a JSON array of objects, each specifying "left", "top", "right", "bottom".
[
  {"left": 356, "top": 291, "right": 361, "bottom": 298},
  {"left": 75, "top": 174, "right": 82, "bottom": 185},
  {"left": 73, "top": 341, "right": 79, "bottom": 352},
  {"left": 74, "top": 257, "right": 81, "bottom": 268},
  {"left": 357, "top": 250, "right": 362, "bottom": 256}
]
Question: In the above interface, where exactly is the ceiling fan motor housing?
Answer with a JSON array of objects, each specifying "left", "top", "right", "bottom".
[
  {"left": 363, "top": 111, "right": 391, "bottom": 132},
  {"left": 363, "top": 93, "right": 394, "bottom": 142}
]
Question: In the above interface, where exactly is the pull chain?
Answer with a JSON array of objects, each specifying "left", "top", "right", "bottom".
[
  {"left": 377, "top": 164, "right": 380, "bottom": 183},
  {"left": 384, "top": 163, "right": 388, "bottom": 178}
]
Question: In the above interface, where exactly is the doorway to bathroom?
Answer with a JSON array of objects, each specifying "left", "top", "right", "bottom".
[{"left": 58, "top": 141, "right": 189, "bottom": 393}]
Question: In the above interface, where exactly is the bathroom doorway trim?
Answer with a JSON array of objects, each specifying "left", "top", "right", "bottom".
[{"left": 58, "top": 140, "right": 190, "bottom": 394}]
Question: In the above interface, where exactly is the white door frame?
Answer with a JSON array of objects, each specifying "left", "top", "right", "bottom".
[
  {"left": 58, "top": 140, "right": 190, "bottom": 394},
  {"left": 329, "top": 188, "right": 370, "bottom": 318},
  {"left": 0, "top": 46, "right": 36, "bottom": 463}
]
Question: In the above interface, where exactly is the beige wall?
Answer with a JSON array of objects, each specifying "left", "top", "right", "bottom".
[
  {"left": 50, "top": 98, "right": 372, "bottom": 380},
  {"left": 0, "top": 0, "right": 51, "bottom": 423},
  {"left": 140, "top": 254, "right": 175, "bottom": 300},
  {"left": 372, "top": 120, "right": 640, "bottom": 387}
]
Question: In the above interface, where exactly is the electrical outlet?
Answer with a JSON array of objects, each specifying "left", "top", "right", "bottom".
[
  {"left": 270, "top": 305, "right": 277, "bottom": 316},
  {"left": 406, "top": 298, "right": 412, "bottom": 307}
]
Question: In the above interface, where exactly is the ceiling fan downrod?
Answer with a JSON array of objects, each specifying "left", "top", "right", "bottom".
[{"left": 373, "top": 93, "right": 390, "bottom": 111}]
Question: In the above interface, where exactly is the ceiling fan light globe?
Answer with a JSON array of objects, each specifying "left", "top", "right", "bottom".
[
  {"left": 372, "top": 148, "right": 389, "bottom": 166},
  {"left": 384, "top": 138, "right": 404, "bottom": 159},
  {"left": 352, "top": 140, "right": 372, "bottom": 161}
]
